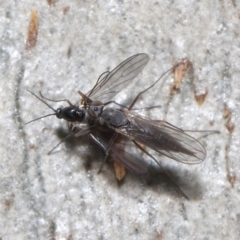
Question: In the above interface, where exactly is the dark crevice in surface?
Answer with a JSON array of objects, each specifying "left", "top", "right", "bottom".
[{"left": 14, "top": 60, "right": 42, "bottom": 239}]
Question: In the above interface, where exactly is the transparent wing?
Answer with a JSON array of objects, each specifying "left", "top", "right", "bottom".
[
  {"left": 116, "top": 112, "right": 206, "bottom": 164},
  {"left": 87, "top": 53, "right": 149, "bottom": 103},
  {"left": 89, "top": 131, "right": 148, "bottom": 173}
]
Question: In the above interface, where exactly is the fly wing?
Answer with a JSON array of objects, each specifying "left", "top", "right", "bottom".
[
  {"left": 89, "top": 131, "right": 148, "bottom": 173},
  {"left": 116, "top": 112, "right": 206, "bottom": 164},
  {"left": 87, "top": 53, "right": 149, "bottom": 103}
]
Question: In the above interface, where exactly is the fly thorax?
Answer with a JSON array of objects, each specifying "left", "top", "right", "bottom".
[
  {"left": 88, "top": 104, "right": 104, "bottom": 119},
  {"left": 101, "top": 108, "right": 128, "bottom": 127}
]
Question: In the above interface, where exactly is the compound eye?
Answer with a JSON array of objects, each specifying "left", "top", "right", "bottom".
[{"left": 56, "top": 108, "right": 63, "bottom": 119}]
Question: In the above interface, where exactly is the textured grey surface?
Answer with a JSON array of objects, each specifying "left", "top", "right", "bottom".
[{"left": 0, "top": 1, "right": 240, "bottom": 239}]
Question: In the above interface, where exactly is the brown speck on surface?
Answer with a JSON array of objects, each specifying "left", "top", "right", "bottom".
[
  {"left": 29, "top": 143, "right": 37, "bottom": 150},
  {"left": 227, "top": 172, "right": 236, "bottom": 188},
  {"left": 63, "top": 6, "right": 70, "bottom": 15},
  {"left": 225, "top": 145, "right": 236, "bottom": 187},
  {"left": 156, "top": 230, "right": 163, "bottom": 240},
  {"left": 47, "top": 0, "right": 58, "bottom": 6},
  {"left": 225, "top": 121, "right": 235, "bottom": 133},
  {"left": 170, "top": 59, "right": 191, "bottom": 94},
  {"left": 2, "top": 194, "right": 14, "bottom": 211},
  {"left": 25, "top": 10, "right": 38, "bottom": 50},
  {"left": 223, "top": 105, "right": 230, "bottom": 119},
  {"left": 209, "top": 120, "right": 214, "bottom": 126},
  {"left": 223, "top": 104, "right": 235, "bottom": 133},
  {"left": 113, "top": 160, "right": 126, "bottom": 180},
  {"left": 194, "top": 89, "right": 208, "bottom": 106}
]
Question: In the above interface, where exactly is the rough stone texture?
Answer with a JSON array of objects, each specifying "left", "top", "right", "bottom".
[{"left": 0, "top": 1, "right": 239, "bottom": 239}]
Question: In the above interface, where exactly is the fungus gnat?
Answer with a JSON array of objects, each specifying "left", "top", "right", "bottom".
[{"left": 26, "top": 53, "right": 206, "bottom": 199}]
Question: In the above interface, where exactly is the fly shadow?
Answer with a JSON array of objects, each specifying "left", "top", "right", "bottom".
[{"left": 53, "top": 125, "right": 204, "bottom": 200}]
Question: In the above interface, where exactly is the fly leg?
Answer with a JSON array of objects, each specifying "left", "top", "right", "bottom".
[
  {"left": 97, "top": 132, "right": 119, "bottom": 173},
  {"left": 128, "top": 64, "right": 179, "bottom": 110},
  {"left": 132, "top": 140, "right": 189, "bottom": 200},
  {"left": 47, "top": 133, "right": 72, "bottom": 155},
  {"left": 47, "top": 123, "right": 87, "bottom": 154},
  {"left": 39, "top": 91, "right": 73, "bottom": 106}
]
